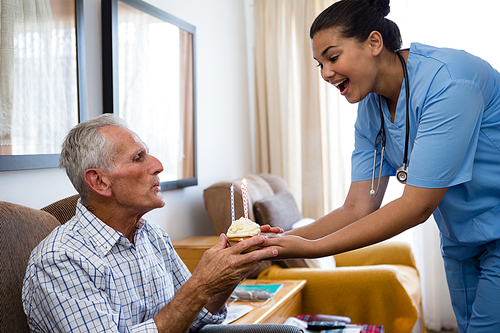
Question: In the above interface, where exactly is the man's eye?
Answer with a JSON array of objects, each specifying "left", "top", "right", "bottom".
[
  {"left": 316, "top": 62, "right": 323, "bottom": 69},
  {"left": 330, "top": 55, "right": 339, "bottom": 62}
]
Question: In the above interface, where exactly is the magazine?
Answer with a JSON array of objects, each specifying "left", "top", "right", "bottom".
[
  {"left": 230, "top": 283, "right": 284, "bottom": 301},
  {"left": 222, "top": 305, "right": 253, "bottom": 324}
]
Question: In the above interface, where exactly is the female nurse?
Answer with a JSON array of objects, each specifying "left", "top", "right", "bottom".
[{"left": 261, "top": 0, "right": 500, "bottom": 332}]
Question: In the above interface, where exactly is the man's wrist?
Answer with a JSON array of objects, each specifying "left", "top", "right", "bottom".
[{"left": 183, "top": 275, "right": 212, "bottom": 305}]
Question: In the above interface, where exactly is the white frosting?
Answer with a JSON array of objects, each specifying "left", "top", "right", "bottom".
[{"left": 226, "top": 217, "right": 261, "bottom": 238}]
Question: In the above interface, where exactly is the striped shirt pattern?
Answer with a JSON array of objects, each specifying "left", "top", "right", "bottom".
[{"left": 22, "top": 201, "right": 226, "bottom": 332}]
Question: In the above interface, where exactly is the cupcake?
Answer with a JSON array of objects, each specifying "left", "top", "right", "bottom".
[{"left": 226, "top": 217, "right": 261, "bottom": 246}]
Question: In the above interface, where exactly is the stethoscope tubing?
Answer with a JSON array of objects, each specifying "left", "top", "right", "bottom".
[
  {"left": 370, "top": 51, "right": 410, "bottom": 196},
  {"left": 399, "top": 51, "right": 410, "bottom": 169}
]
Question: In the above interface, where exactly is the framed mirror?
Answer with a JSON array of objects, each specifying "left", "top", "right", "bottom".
[
  {"left": 102, "top": 0, "right": 197, "bottom": 191},
  {"left": 0, "top": 0, "right": 87, "bottom": 171}
]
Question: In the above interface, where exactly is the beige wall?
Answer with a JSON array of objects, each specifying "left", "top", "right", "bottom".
[{"left": 0, "top": 0, "right": 254, "bottom": 241}]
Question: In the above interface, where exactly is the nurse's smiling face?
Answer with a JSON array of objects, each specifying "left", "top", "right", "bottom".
[{"left": 312, "top": 28, "right": 378, "bottom": 104}]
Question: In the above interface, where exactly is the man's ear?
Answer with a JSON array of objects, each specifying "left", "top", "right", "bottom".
[
  {"left": 84, "top": 169, "right": 112, "bottom": 198},
  {"left": 368, "top": 30, "right": 384, "bottom": 56}
]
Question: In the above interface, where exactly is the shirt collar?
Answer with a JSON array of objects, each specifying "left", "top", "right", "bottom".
[{"left": 75, "top": 200, "right": 124, "bottom": 255}]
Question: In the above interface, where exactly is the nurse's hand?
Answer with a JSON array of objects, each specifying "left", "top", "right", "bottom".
[
  {"left": 260, "top": 224, "right": 284, "bottom": 234},
  {"left": 260, "top": 234, "right": 315, "bottom": 260}
]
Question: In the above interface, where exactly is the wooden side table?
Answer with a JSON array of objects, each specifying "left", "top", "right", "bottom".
[
  {"left": 230, "top": 279, "right": 306, "bottom": 324},
  {"left": 172, "top": 236, "right": 307, "bottom": 324},
  {"left": 172, "top": 236, "right": 219, "bottom": 273}
]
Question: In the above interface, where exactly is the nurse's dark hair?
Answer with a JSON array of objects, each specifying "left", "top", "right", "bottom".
[{"left": 310, "top": 0, "right": 402, "bottom": 52}]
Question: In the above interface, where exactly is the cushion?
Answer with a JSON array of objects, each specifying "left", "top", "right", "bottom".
[
  {"left": 291, "top": 218, "right": 315, "bottom": 229},
  {"left": 244, "top": 175, "right": 275, "bottom": 203},
  {"left": 41, "top": 194, "right": 79, "bottom": 224},
  {"left": 253, "top": 191, "right": 302, "bottom": 231},
  {"left": 304, "top": 256, "right": 336, "bottom": 270},
  {"left": 259, "top": 173, "right": 289, "bottom": 194}
]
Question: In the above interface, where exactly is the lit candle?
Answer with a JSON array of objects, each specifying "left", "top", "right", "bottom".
[
  {"left": 242, "top": 178, "right": 248, "bottom": 220},
  {"left": 230, "top": 183, "right": 235, "bottom": 223}
]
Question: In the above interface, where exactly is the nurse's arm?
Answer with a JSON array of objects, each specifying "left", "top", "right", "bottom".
[
  {"left": 284, "top": 177, "right": 390, "bottom": 240},
  {"left": 263, "top": 181, "right": 447, "bottom": 259}
]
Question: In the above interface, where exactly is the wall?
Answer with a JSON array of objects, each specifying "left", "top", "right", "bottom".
[{"left": 0, "top": 0, "right": 253, "bottom": 241}]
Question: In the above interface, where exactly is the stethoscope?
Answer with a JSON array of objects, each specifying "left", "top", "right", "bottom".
[{"left": 370, "top": 51, "right": 410, "bottom": 197}]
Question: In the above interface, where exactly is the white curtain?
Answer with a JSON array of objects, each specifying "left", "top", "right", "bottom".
[
  {"left": 0, "top": 0, "right": 77, "bottom": 155},
  {"left": 253, "top": 0, "right": 340, "bottom": 219}
]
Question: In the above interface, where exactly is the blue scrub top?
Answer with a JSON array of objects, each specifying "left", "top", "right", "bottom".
[{"left": 352, "top": 43, "right": 500, "bottom": 260}]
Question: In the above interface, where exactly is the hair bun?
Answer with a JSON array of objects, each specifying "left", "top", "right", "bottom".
[{"left": 369, "top": 0, "right": 390, "bottom": 17}]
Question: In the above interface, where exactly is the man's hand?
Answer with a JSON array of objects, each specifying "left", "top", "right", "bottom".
[
  {"left": 153, "top": 234, "right": 278, "bottom": 332},
  {"left": 193, "top": 233, "right": 278, "bottom": 314},
  {"left": 191, "top": 234, "right": 278, "bottom": 297}
]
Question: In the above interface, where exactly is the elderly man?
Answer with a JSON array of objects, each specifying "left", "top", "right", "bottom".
[{"left": 22, "top": 114, "right": 278, "bottom": 332}]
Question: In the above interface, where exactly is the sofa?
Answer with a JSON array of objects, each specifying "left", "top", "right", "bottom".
[
  {"left": 203, "top": 173, "right": 425, "bottom": 333},
  {"left": 0, "top": 196, "right": 301, "bottom": 333}
]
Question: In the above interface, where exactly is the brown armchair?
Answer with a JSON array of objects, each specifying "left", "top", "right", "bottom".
[
  {"left": 0, "top": 201, "right": 61, "bottom": 333},
  {"left": 203, "top": 173, "right": 425, "bottom": 333}
]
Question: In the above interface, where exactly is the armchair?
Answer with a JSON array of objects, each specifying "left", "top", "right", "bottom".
[
  {"left": 0, "top": 201, "right": 61, "bottom": 333},
  {"left": 203, "top": 173, "right": 425, "bottom": 333},
  {"left": 0, "top": 197, "right": 300, "bottom": 333},
  {"left": 258, "top": 243, "right": 422, "bottom": 333}
]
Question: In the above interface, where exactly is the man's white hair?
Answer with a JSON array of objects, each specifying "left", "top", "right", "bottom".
[{"left": 59, "top": 114, "right": 128, "bottom": 203}]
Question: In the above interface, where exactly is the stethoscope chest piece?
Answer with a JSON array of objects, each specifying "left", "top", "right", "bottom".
[{"left": 396, "top": 165, "right": 408, "bottom": 184}]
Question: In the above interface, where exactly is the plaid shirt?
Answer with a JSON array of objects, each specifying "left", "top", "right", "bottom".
[{"left": 22, "top": 201, "right": 226, "bottom": 332}]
